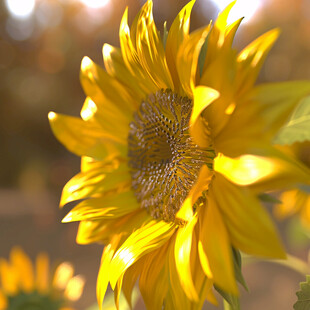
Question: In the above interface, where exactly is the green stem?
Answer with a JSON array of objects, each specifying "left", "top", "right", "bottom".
[
  {"left": 223, "top": 299, "right": 231, "bottom": 310},
  {"left": 243, "top": 253, "right": 310, "bottom": 276},
  {"left": 223, "top": 298, "right": 240, "bottom": 310}
]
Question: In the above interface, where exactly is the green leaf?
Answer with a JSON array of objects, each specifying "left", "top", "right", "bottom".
[
  {"left": 274, "top": 95, "right": 310, "bottom": 145},
  {"left": 215, "top": 285, "right": 240, "bottom": 310},
  {"left": 258, "top": 193, "right": 282, "bottom": 204},
  {"left": 294, "top": 275, "right": 310, "bottom": 310},
  {"left": 215, "top": 248, "right": 246, "bottom": 309},
  {"left": 232, "top": 248, "right": 248, "bottom": 291}
]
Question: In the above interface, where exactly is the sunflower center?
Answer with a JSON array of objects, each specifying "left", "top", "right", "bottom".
[
  {"left": 128, "top": 89, "right": 215, "bottom": 222},
  {"left": 7, "top": 291, "right": 64, "bottom": 310}
]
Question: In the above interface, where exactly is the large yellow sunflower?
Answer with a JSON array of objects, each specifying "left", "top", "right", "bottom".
[
  {"left": 49, "top": 0, "right": 310, "bottom": 308},
  {"left": 0, "top": 247, "right": 84, "bottom": 310}
]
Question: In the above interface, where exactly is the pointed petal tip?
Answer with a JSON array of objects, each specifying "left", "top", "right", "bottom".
[
  {"left": 61, "top": 213, "right": 71, "bottom": 223},
  {"left": 102, "top": 43, "right": 113, "bottom": 58},
  {"left": 190, "top": 86, "right": 220, "bottom": 126},
  {"left": 81, "top": 56, "right": 93, "bottom": 72},
  {"left": 48, "top": 111, "right": 57, "bottom": 121}
]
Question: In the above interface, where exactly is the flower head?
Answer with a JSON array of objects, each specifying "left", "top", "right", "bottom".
[
  {"left": 49, "top": 0, "right": 310, "bottom": 308},
  {"left": 0, "top": 247, "right": 84, "bottom": 310}
]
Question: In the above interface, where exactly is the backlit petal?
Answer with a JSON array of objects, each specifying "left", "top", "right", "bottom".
[
  {"left": 236, "top": 29, "right": 280, "bottom": 95},
  {"left": 135, "top": 0, "right": 173, "bottom": 89},
  {"left": 165, "top": 0, "right": 195, "bottom": 92},
  {"left": 119, "top": 8, "right": 157, "bottom": 95},
  {"left": 139, "top": 243, "right": 169, "bottom": 310},
  {"left": 60, "top": 162, "right": 131, "bottom": 207},
  {"left": 174, "top": 215, "right": 198, "bottom": 301},
  {"left": 177, "top": 26, "right": 211, "bottom": 97},
  {"left": 109, "top": 220, "right": 175, "bottom": 289},
  {"left": 211, "top": 173, "right": 286, "bottom": 258},
  {"left": 80, "top": 56, "right": 137, "bottom": 113},
  {"left": 62, "top": 190, "right": 139, "bottom": 222},
  {"left": 199, "top": 200, "right": 237, "bottom": 294},
  {"left": 49, "top": 113, "right": 127, "bottom": 160}
]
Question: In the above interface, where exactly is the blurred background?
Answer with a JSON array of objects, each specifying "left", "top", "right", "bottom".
[{"left": 0, "top": 0, "right": 309, "bottom": 309}]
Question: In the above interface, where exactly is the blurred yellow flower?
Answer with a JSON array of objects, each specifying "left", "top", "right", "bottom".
[
  {"left": 0, "top": 247, "right": 84, "bottom": 310},
  {"left": 274, "top": 141, "right": 310, "bottom": 227},
  {"left": 49, "top": 0, "right": 310, "bottom": 308}
]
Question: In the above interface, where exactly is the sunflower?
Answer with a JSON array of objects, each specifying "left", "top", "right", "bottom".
[
  {"left": 274, "top": 141, "right": 310, "bottom": 227},
  {"left": 49, "top": 0, "right": 310, "bottom": 308},
  {"left": 0, "top": 247, "right": 84, "bottom": 310}
]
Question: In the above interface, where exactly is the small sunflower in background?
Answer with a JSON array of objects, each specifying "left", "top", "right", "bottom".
[
  {"left": 0, "top": 247, "right": 85, "bottom": 310},
  {"left": 49, "top": 0, "right": 310, "bottom": 308},
  {"left": 274, "top": 141, "right": 310, "bottom": 228}
]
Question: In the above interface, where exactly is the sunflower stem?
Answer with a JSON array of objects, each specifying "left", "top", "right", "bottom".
[
  {"left": 223, "top": 298, "right": 241, "bottom": 310},
  {"left": 243, "top": 253, "right": 310, "bottom": 276}
]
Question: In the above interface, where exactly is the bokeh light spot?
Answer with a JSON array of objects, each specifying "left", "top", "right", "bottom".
[
  {"left": 79, "top": 0, "right": 110, "bottom": 9},
  {"left": 5, "top": 0, "right": 35, "bottom": 19},
  {"left": 6, "top": 18, "right": 34, "bottom": 41},
  {"left": 208, "top": 0, "right": 263, "bottom": 24}
]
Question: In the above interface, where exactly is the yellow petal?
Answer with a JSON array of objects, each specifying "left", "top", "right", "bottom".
[
  {"left": 176, "top": 165, "right": 213, "bottom": 222},
  {"left": 109, "top": 220, "right": 175, "bottom": 289},
  {"left": 236, "top": 29, "right": 280, "bottom": 95},
  {"left": 62, "top": 190, "right": 139, "bottom": 222},
  {"left": 122, "top": 261, "right": 142, "bottom": 308},
  {"left": 214, "top": 148, "right": 310, "bottom": 192},
  {"left": 97, "top": 236, "right": 121, "bottom": 310},
  {"left": 200, "top": 48, "right": 237, "bottom": 139},
  {"left": 10, "top": 247, "right": 34, "bottom": 292},
  {"left": 0, "top": 290, "right": 7, "bottom": 310},
  {"left": 80, "top": 56, "right": 137, "bottom": 113},
  {"left": 114, "top": 276, "right": 123, "bottom": 310},
  {"left": 35, "top": 252, "right": 49, "bottom": 293},
  {"left": 165, "top": 237, "right": 191, "bottom": 310},
  {"left": 247, "top": 81, "right": 310, "bottom": 137},
  {"left": 165, "top": 0, "right": 195, "bottom": 92},
  {"left": 190, "top": 86, "right": 220, "bottom": 126},
  {"left": 202, "top": 1, "right": 240, "bottom": 73},
  {"left": 174, "top": 215, "right": 199, "bottom": 301},
  {"left": 190, "top": 86, "right": 219, "bottom": 147},
  {"left": 211, "top": 173, "right": 286, "bottom": 258},
  {"left": 60, "top": 161, "right": 131, "bottom": 207},
  {"left": 199, "top": 200, "right": 237, "bottom": 294},
  {"left": 213, "top": 81, "right": 310, "bottom": 157},
  {"left": 53, "top": 262, "right": 74, "bottom": 290},
  {"left": 274, "top": 190, "right": 300, "bottom": 219},
  {"left": 102, "top": 44, "right": 145, "bottom": 101},
  {"left": 0, "top": 259, "right": 18, "bottom": 295},
  {"left": 139, "top": 243, "right": 169, "bottom": 310},
  {"left": 214, "top": 153, "right": 275, "bottom": 186},
  {"left": 177, "top": 26, "right": 211, "bottom": 97},
  {"left": 119, "top": 8, "right": 157, "bottom": 95},
  {"left": 80, "top": 156, "right": 119, "bottom": 173},
  {"left": 76, "top": 210, "right": 148, "bottom": 245},
  {"left": 80, "top": 97, "right": 129, "bottom": 143},
  {"left": 64, "top": 275, "right": 85, "bottom": 302},
  {"left": 135, "top": 0, "right": 173, "bottom": 90},
  {"left": 49, "top": 112, "right": 127, "bottom": 160}
]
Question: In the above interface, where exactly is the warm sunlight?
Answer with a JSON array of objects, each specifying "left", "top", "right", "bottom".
[
  {"left": 210, "top": 0, "right": 263, "bottom": 23},
  {"left": 79, "top": 0, "right": 110, "bottom": 9},
  {"left": 5, "top": 0, "right": 35, "bottom": 19}
]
